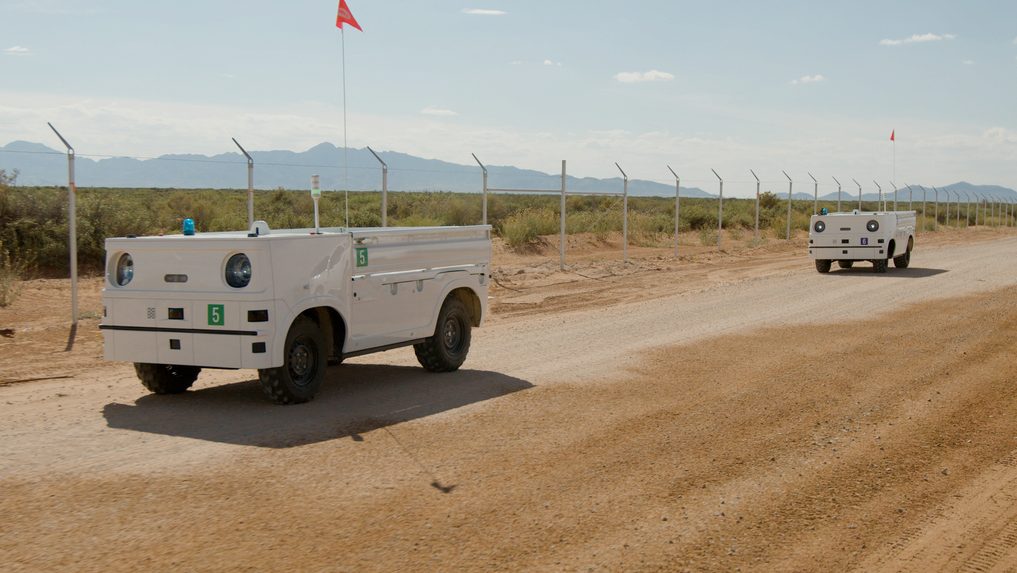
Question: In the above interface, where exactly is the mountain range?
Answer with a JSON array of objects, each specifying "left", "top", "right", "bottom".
[{"left": 2, "top": 140, "right": 1014, "bottom": 203}]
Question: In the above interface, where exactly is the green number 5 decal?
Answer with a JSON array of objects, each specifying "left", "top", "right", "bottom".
[
  {"left": 208, "top": 304, "right": 225, "bottom": 326},
  {"left": 355, "top": 247, "right": 368, "bottom": 268}
]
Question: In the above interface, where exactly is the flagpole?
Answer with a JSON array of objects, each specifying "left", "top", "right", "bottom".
[{"left": 341, "top": 27, "right": 349, "bottom": 228}]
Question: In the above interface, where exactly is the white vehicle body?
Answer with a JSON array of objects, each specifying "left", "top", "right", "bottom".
[
  {"left": 101, "top": 223, "right": 491, "bottom": 403},
  {"left": 808, "top": 210, "right": 916, "bottom": 273}
]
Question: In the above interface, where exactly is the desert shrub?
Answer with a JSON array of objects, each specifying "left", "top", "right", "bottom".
[
  {"left": 759, "top": 191, "right": 780, "bottom": 209},
  {"left": 682, "top": 203, "right": 716, "bottom": 230},
  {"left": 0, "top": 239, "right": 26, "bottom": 307},
  {"left": 500, "top": 209, "right": 558, "bottom": 248},
  {"left": 391, "top": 213, "right": 445, "bottom": 227},
  {"left": 698, "top": 228, "right": 718, "bottom": 246}
]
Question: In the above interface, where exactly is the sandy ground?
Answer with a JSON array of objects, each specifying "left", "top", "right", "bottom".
[{"left": 2, "top": 225, "right": 1017, "bottom": 571}]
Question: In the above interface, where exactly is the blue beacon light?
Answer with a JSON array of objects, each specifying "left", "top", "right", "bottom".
[{"left": 183, "top": 218, "right": 195, "bottom": 236}]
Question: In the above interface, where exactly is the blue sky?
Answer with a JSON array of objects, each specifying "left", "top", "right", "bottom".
[{"left": 2, "top": 0, "right": 1016, "bottom": 194}]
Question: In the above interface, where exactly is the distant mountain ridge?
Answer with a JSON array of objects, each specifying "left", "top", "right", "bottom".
[
  {"left": 2, "top": 141, "right": 1014, "bottom": 202},
  {"left": 0, "top": 141, "right": 712, "bottom": 197}
]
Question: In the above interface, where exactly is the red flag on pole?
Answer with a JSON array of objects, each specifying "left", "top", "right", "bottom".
[
  {"left": 336, "top": 0, "right": 362, "bottom": 31},
  {"left": 890, "top": 130, "right": 895, "bottom": 142}
]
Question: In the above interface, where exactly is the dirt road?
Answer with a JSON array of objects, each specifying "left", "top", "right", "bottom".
[{"left": 2, "top": 229, "right": 1017, "bottom": 571}]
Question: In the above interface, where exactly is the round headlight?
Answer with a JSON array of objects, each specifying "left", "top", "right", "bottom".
[
  {"left": 114, "top": 253, "right": 134, "bottom": 286},
  {"left": 225, "top": 253, "right": 252, "bottom": 288},
  {"left": 813, "top": 220, "right": 826, "bottom": 233},
  {"left": 866, "top": 220, "right": 879, "bottom": 232}
]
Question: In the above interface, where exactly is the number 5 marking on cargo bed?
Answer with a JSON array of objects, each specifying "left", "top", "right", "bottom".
[
  {"left": 356, "top": 247, "right": 368, "bottom": 268},
  {"left": 208, "top": 304, "right": 225, "bottom": 326}
]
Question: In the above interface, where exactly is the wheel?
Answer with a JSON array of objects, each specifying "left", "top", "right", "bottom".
[
  {"left": 837, "top": 260, "right": 854, "bottom": 269},
  {"left": 135, "top": 363, "right": 200, "bottom": 394},
  {"left": 815, "top": 259, "right": 832, "bottom": 274},
  {"left": 258, "top": 316, "right": 326, "bottom": 405},
  {"left": 894, "top": 238, "right": 913, "bottom": 268},
  {"left": 414, "top": 296, "right": 472, "bottom": 372},
  {"left": 873, "top": 258, "right": 888, "bottom": 273}
]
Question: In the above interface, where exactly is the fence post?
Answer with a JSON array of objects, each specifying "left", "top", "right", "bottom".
[
  {"left": 809, "top": 172, "right": 818, "bottom": 214},
  {"left": 472, "top": 153, "right": 488, "bottom": 225},
  {"left": 667, "top": 165, "right": 681, "bottom": 257},
  {"left": 783, "top": 170, "right": 793, "bottom": 240},
  {"left": 954, "top": 191, "right": 961, "bottom": 226},
  {"left": 615, "top": 163, "right": 629, "bottom": 262},
  {"left": 911, "top": 185, "right": 919, "bottom": 232},
  {"left": 832, "top": 176, "right": 842, "bottom": 212},
  {"left": 711, "top": 168, "right": 723, "bottom": 248},
  {"left": 47, "top": 123, "right": 77, "bottom": 327},
  {"left": 933, "top": 186, "right": 939, "bottom": 230},
  {"left": 873, "top": 181, "right": 883, "bottom": 211},
  {"left": 919, "top": 185, "right": 926, "bottom": 225},
  {"left": 853, "top": 178, "right": 862, "bottom": 211},
  {"left": 891, "top": 181, "right": 898, "bottom": 211},
  {"left": 367, "top": 146, "right": 388, "bottom": 227},
  {"left": 232, "top": 138, "right": 255, "bottom": 228},
  {"left": 750, "top": 169, "right": 760, "bottom": 240},
  {"left": 560, "top": 160, "right": 567, "bottom": 270}
]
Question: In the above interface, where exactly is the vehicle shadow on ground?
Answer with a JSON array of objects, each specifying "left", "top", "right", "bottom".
[
  {"left": 102, "top": 364, "right": 532, "bottom": 448},
  {"left": 826, "top": 267, "right": 949, "bottom": 278}
]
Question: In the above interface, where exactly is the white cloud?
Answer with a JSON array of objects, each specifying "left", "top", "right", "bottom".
[
  {"left": 879, "top": 33, "right": 956, "bottom": 46},
  {"left": 1013, "top": 36, "right": 1017, "bottom": 45},
  {"left": 420, "top": 106, "right": 458, "bottom": 117},
  {"left": 4, "top": 46, "right": 31, "bottom": 56},
  {"left": 614, "top": 70, "right": 675, "bottom": 83},
  {"left": 543, "top": 59, "right": 562, "bottom": 67},
  {"left": 462, "top": 8, "right": 507, "bottom": 16},
  {"left": 791, "top": 74, "right": 825, "bottom": 85},
  {"left": 962, "top": 60, "right": 975, "bottom": 65}
]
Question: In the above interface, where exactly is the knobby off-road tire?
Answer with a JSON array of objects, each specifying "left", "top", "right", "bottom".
[
  {"left": 873, "top": 258, "right": 889, "bottom": 273},
  {"left": 135, "top": 363, "right": 201, "bottom": 395},
  {"left": 414, "top": 296, "right": 472, "bottom": 373},
  {"left": 258, "top": 317, "right": 326, "bottom": 405},
  {"left": 837, "top": 260, "right": 854, "bottom": 269},
  {"left": 894, "top": 238, "right": 913, "bottom": 268},
  {"left": 815, "top": 259, "right": 832, "bottom": 274}
]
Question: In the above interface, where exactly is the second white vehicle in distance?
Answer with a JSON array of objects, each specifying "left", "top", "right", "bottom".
[{"left": 808, "top": 210, "right": 916, "bottom": 273}]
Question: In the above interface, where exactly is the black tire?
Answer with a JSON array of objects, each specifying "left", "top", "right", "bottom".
[
  {"left": 135, "top": 363, "right": 200, "bottom": 394},
  {"left": 258, "top": 316, "right": 326, "bottom": 405},
  {"left": 414, "top": 296, "right": 472, "bottom": 372},
  {"left": 873, "top": 258, "right": 888, "bottom": 273},
  {"left": 894, "top": 237, "right": 913, "bottom": 268},
  {"left": 837, "top": 260, "right": 854, "bottom": 269},
  {"left": 815, "top": 259, "right": 832, "bottom": 274}
]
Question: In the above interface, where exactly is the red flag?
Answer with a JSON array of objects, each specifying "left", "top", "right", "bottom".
[
  {"left": 336, "top": 0, "right": 362, "bottom": 31},
  {"left": 890, "top": 130, "right": 895, "bottom": 142}
]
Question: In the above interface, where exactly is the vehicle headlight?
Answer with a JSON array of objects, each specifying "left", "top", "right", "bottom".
[
  {"left": 866, "top": 220, "right": 879, "bottom": 232},
  {"left": 813, "top": 220, "right": 826, "bottom": 233},
  {"left": 113, "top": 253, "right": 134, "bottom": 286},
  {"left": 225, "top": 253, "right": 252, "bottom": 288}
]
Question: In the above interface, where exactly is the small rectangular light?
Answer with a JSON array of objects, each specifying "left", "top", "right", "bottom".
[
  {"left": 164, "top": 274, "right": 188, "bottom": 283},
  {"left": 252, "top": 342, "right": 266, "bottom": 354},
  {"left": 247, "top": 310, "right": 269, "bottom": 323},
  {"left": 168, "top": 308, "right": 185, "bottom": 320}
]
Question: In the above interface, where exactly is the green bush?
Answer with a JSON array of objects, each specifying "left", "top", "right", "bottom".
[{"left": 500, "top": 209, "right": 558, "bottom": 248}]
